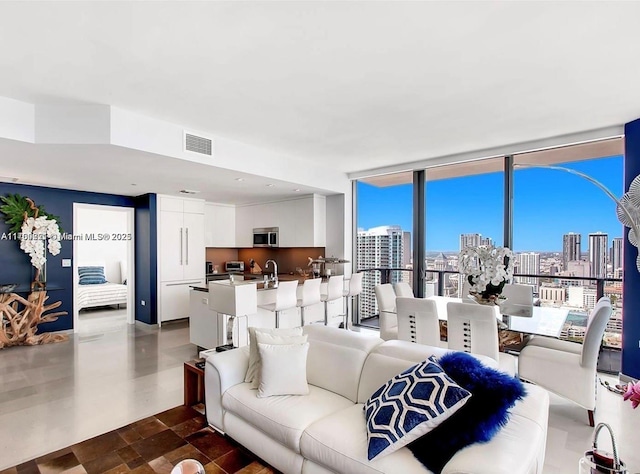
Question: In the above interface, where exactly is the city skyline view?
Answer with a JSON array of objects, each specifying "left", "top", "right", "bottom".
[{"left": 357, "top": 155, "right": 624, "bottom": 252}]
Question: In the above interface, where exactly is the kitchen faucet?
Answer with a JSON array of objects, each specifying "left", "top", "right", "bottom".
[{"left": 265, "top": 259, "right": 278, "bottom": 287}]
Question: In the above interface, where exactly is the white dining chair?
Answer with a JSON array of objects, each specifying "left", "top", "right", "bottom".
[
  {"left": 501, "top": 283, "right": 533, "bottom": 305},
  {"left": 374, "top": 283, "right": 397, "bottom": 340},
  {"left": 518, "top": 297, "right": 612, "bottom": 426},
  {"left": 296, "top": 278, "right": 322, "bottom": 326},
  {"left": 257, "top": 280, "right": 299, "bottom": 328},
  {"left": 396, "top": 297, "right": 440, "bottom": 347},
  {"left": 393, "top": 281, "right": 414, "bottom": 298},
  {"left": 446, "top": 301, "right": 517, "bottom": 376}
]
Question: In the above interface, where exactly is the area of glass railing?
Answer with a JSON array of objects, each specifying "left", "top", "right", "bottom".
[{"left": 356, "top": 268, "right": 623, "bottom": 351}]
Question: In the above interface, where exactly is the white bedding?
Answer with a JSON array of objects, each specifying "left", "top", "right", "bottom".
[{"left": 77, "top": 282, "right": 127, "bottom": 311}]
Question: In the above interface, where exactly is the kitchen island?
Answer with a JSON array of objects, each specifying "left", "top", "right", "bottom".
[{"left": 189, "top": 274, "right": 345, "bottom": 349}]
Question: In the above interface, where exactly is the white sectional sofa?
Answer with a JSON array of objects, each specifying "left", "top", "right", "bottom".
[{"left": 205, "top": 325, "right": 549, "bottom": 474}]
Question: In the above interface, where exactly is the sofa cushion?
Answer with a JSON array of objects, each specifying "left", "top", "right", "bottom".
[
  {"left": 301, "top": 400, "right": 548, "bottom": 474},
  {"left": 257, "top": 342, "right": 310, "bottom": 398},
  {"left": 303, "top": 325, "right": 383, "bottom": 402},
  {"left": 357, "top": 340, "right": 497, "bottom": 404},
  {"left": 301, "top": 404, "right": 431, "bottom": 474},
  {"left": 245, "top": 327, "right": 304, "bottom": 387},
  {"left": 364, "top": 358, "right": 471, "bottom": 460},
  {"left": 407, "top": 352, "right": 526, "bottom": 473},
  {"left": 223, "top": 382, "right": 353, "bottom": 453}
]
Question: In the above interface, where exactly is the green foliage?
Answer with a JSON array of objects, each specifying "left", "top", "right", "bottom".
[{"left": 0, "top": 194, "right": 63, "bottom": 234}]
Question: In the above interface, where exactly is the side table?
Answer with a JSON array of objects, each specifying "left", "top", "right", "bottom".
[{"left": 184, "top": 359, "right": 205, "bottom": 407}]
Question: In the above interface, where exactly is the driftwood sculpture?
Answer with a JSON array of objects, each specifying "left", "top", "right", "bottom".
[
  {"left": 0, "top": 194, "right": 68, "bottom": 348},
  {"left": 0, "top": 291, "right": 68, "bottom": 348}
]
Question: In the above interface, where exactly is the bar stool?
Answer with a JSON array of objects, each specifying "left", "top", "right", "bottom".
[
  {"left": 320, "top": 275, "right": 344, "bottom": 326},
  {"left": 296, "top": 278, "right": 322, "bottom": 326},
  {"left": 342, "top": 273, "right": 363, "bottom": 330},
  {"left": 257, "top": 280, "right": 299, "bottom": 328}
]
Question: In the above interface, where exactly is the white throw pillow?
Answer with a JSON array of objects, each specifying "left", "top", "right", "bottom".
[
  {"left": 245, "top": 327, "right": 304, "bottom": 387},
  {"left": 257, "top": 342, "right": 310, "bottom": 398}
]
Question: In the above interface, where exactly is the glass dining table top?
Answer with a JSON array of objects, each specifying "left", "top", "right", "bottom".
[{"left": 426, "top": 296, "right": 570, "bottom": 338}]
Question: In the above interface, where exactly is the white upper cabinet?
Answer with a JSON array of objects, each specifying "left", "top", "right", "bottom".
[
  {"left": 205, "top": 203, "right": 236, "bottom": 248},
  {"left": 294, "top": 195, "right": 326, "bottom": 247},
  {"left": 234, "top": 195, "right": 326, "bottom": 248},
  {"left": 235, "top": 205, "right": 254, "bottom": 248},
  {"left": 158, "top": 196, "right": 205, "bottom": 282}
]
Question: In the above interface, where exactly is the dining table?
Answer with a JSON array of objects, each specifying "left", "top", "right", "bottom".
[{"left": 426, "top": 295, "right": 570, "bottom": 338}]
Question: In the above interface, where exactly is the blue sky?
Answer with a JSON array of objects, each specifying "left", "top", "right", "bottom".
[{"left": 357, "top": 155, "right": 624, "bottom": 252}]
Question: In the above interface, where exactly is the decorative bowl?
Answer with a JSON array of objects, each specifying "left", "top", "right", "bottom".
[{"left": 0, "top": 283, "right": 18, "bottom": 294}]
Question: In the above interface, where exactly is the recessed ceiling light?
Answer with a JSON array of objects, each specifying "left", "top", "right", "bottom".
[
  {"left": 266, "top": 184, "right": 275, "bottom": 187},
  {"left": 131, "top": 183, "right": 137, "bottom": 186},
  {"left": 180, "top": 189, "right": 200, "bottom": 194},
  {"left": 294, "top": 188, "right": 301, "bottom": 192},
  {"left": 235, "top": 178, "right": 244, "bottom": 182}
]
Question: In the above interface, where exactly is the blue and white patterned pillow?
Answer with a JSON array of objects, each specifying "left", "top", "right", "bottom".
[
  {"left": 364, "top": 358, "right": 472, "bottom": 460},
  {"left": 78, "top": 266, "right": 107, "bottom": 285}
]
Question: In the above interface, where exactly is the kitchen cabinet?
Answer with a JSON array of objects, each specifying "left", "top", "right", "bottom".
[
  {"left": 235, "top": 195, "right": 326, "bottom": 248},
  {"left": 205, "top": 203, "right": 236, "bottom": 247},
  {"left": 189, "top": 289, "right": 222, "bottom": 349},
  {"left": 157, "top": 195, "right": 205, "bottom": 323},
  {"left": 235, "top": 205, "right": 254, "bottom": 248}
]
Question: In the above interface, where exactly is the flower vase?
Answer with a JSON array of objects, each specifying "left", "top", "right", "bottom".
[
  {"left": 31, "top": 263, "right": 46, "bottom": 290},
  {"left": 470, "top": 293, "right": 505, "bottom": 306}
]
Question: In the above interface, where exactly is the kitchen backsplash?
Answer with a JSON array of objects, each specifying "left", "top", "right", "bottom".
[{"left": 206, "top": 247, "right": 326, "bottom": 274}]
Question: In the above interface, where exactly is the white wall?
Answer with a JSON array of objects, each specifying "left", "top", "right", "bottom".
[
  {"left": 0, "top": 96, "right": 34, "bottom": 143},
  {"left": 76, "top": 206, "right": 129, "bottom": 283},
  {"left": 35, "top": 105, "right": 111, "bottom": 144}
]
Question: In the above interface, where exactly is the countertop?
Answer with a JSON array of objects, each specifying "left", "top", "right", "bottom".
[{"left": 192, "top": 273, "right": 336, "bottom": 292}]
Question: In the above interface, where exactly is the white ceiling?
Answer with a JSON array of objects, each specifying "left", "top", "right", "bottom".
[
  {"left": 1, "top": 1, "right": 640, "bottom": 196},
  {"left": 0, "top": 139, "right": 328, "bottom": 204}
]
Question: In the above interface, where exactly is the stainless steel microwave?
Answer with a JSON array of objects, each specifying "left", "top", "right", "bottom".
[{"left": 253, "top": 227, "right": 279, "bottom": 247}]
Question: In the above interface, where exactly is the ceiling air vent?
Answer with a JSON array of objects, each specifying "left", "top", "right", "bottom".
[{"left": 184, "top": 131, "right": 213, "bottom": 156}]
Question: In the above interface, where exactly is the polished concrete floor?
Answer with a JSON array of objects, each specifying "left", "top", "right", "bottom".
[
  {"left": 0, "top": 320, "right": 197, "bottom": 471},
  {"left": 1, "top": 321, "right": 639, "bottom": 472}
]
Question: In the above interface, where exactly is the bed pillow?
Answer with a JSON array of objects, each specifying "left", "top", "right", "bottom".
[
  {"left": 245, "top": 327, "right": 304, "bottom": 388},
  {"left": 364, "top": 358, "right": 471, "bottom": 460},
  {"left": 78, "top": 266, "right": 107, "bottom": 285},
  {"left": 257, "top": 342, "right": 310, "bottom": 398},
  {"left": 408, "top": 352, "right": 526, "bottom": 473}
]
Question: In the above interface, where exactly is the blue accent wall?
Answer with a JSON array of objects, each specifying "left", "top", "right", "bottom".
[
  {"left": 0, "top": 183, "right": 156, "bottom": 332},
  {"left": 623, "top": 119, "right": 640, "bottom": 379},
  {"left": 134, "top": 194, "right": 158, "bottom": 324}
]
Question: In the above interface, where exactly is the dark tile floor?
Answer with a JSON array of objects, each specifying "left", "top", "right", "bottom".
[{"left": 0, "top": 406, "right": 276, "bottom": 474}]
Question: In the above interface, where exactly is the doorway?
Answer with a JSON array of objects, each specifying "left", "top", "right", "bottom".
[{"left": 73, "top": 203, "right": 135, "bottom": 333}]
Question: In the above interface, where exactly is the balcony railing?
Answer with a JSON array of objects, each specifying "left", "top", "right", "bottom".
[{"left": 355, "top": 268, "right": 622, "bottom": 336}]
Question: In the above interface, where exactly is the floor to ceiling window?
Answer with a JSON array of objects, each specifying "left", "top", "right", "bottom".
[
  {"left": 356, "top": 172, "right": 413, "bottom": 325},
  {"left": 513, "top": 139, "right": 624, "bottom": 358},
  {"left": 424, "top": 157, "right": 505, "bottom": 297},
  {"left": 353, "top": 138, "right": 625, "bottom": 371}
]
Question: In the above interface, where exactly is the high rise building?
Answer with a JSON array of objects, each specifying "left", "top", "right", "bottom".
[
  {"left": 515, "top": 252, "right": 540, "bottom": 289},
  {"left": 459, "top": 233, "right": 483, "bottom": 250},
  {"left": 562, "top": 232, "right": 581, "bottom": 270},
  {"left": 589, "top": 232, "right": 608, "bottom": 279},
  {"left": 357, "top": 225, "right": 407, "bottom": 319},
  {"left": 402, "top": 231, "right": 412, "bottom": 268},
  {"left": 611, "top": 237, "right": 623, "bottom": 272}
]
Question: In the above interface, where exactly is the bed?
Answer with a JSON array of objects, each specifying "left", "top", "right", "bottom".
[
  {"left": 77, "top": 261, "right": 128, "bottom": 311},
  {"left": 77, "top": 282, "right": 128, "bottom": 311}
]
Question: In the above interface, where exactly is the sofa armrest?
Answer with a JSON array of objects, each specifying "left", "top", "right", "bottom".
[{"left": 205, "top": 346, "right": 250, "bottom": 433}]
